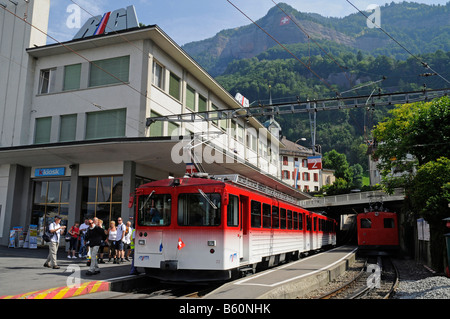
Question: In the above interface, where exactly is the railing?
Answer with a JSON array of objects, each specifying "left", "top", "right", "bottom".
[{"left": 298, "top": 188, "right": 405, "bottom": 208}]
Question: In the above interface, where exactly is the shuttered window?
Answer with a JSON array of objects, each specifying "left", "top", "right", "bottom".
[
  {"left": 168, "top": 72, "right": 180, "bottom": 101},
  {"left": 59, "top": 114, "right": 77, "bottom": 142},
  {"left": 85, "top": 108, "right": 126, "bottom": 140},
  {"left": 63, "top": 64, "right": 81, "bottom": 91},
  {"left": 89, "top": 56, "right": 130, "bottom": 87},
  {"left": 34, "top": 117, "right": 52, "bottom": 144}
]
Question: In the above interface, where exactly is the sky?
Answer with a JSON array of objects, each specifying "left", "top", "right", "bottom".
[{"left": 48, "top": 0, "right": 449, "bottom": 46}]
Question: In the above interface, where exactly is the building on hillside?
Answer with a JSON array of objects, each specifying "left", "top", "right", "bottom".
[
  {"left": 279, "top": 137, "right": 334, "bottom": 192},
  {"left": 0, "top": 1, "right": 309, "bottom": 246}
]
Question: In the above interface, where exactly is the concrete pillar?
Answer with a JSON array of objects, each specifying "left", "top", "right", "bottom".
[
  {"left": 121, "top": 161, "right": 136, "bottom": 224},
  {"left": 1, "top": 164, "right": 31, "bottom": 246}
]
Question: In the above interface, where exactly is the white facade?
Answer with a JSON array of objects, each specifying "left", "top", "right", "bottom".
[
  {"left": 279, "top": 137, "right": 328, "bottom": 192},
  {"left": 0, "top": 2, "right": 305, "bottom": 245}
]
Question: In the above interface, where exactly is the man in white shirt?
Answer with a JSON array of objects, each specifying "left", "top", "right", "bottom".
[
  {"left": 44, "top": 216, "right": 66, "bottom": 269},
  {"left": 115, "top": 217, "right": 126, "bottom": 264}
]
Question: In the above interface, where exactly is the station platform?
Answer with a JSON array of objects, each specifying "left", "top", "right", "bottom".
[
  {"left": 204, "top": 245, "right": 358, "bottom": 299},
  {"left": 0, "top": 245, "right": 138, "bottom": 299}
]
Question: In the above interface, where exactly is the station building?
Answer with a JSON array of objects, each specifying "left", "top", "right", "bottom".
[{"left": 0, "top": 1, "right": 310, "bottom": 246}]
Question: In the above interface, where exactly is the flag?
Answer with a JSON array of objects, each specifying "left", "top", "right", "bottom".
[
  {"left": 280, "top": 16, "right": 290, "bottom": 26},
  {"left": 307, "top": 156, "right": 322, "bottom": 170},
  {"left": 186, "top": 163, "right": 198, "bottom": 174},
  {"left": 177, "top": 238, "right": 185, "bottom": 250},
  {"left": 294, "top": 160, "right": 300, "bottom": 189}
]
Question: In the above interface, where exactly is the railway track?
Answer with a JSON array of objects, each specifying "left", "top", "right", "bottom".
[
  {"left": 318, "top": 256, "right": 399, "bottom": 299},
  {"left": 130, "top": 282, "right": 222, "bottom": 299}
]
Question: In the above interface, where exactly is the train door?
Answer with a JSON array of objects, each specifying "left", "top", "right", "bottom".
[{"left": 239, "top": 195, "right": 249, "bottom": 262}]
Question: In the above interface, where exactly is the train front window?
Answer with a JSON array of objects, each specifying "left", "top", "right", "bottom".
[
  {"left": 360, "top": 218, "right": 372, "bottom": 228},
  {"left": 178, "top": 193, "right": 221, "bottom": 226},
  {"left": 384, "top": 218, "right": 395, "bottom": 228},
  {"left": 138, "top": 193, "right": 171, "bottom": 226}
]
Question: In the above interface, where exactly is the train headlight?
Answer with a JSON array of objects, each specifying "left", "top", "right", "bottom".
[{"left": 207, "top": 240, "right": 216, "bottom": 247}]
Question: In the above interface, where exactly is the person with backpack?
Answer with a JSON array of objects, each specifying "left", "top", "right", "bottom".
[
  {"left": 85, "top": 219, "right": 107, "bottom": 276},
  {"left": 44, "top": 216, "right": 66, "bottom": 269}
]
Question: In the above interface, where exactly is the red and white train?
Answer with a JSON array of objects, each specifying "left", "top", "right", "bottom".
[{"left": 133, "top": 174, "right": 337, "bottom": 282}]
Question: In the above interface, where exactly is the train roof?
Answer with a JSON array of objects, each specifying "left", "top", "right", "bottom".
[{"left": 139, "top": 176, "right": 224, "bottom": 188}]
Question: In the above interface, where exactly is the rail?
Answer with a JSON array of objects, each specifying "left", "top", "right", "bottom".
[{"left": 298, "top": 188, "right": 405, "bottom": 208}]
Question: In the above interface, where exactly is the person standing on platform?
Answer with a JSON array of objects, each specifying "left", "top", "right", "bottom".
[
  {"left": 115, "top": 217, "right": 126, "bottom": 264},
  {"left": 85, "top": 219, "right": 106, "bottom": 276},
  {"left": 129, "top": 227, "right": 139, "bottom": 275},
  {"left": 67, "top": 222, "right": 79, "bottom": 259},
  {"left": 78, "top": 219, "right": 89, "bottom": 258},
  {"left": 44, "top": 216, "right": 66, "bottom": 269}
]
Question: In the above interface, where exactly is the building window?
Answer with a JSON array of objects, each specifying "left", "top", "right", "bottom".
[
  {"left": 152, "top": 61, "right": 164, "bottom": 89},
  {"left": 85, "top": 108, "right": 126, "bottom": 140},
  {"left": 39, "top": 68, "right": 56, "bottom": 94},
  {"left": 34, "top": 117, "right": 52, "bottom": 144},
  {"left": 198, "top": 94, "right": 207, "bottom": 113},
  {"left": 89, "top": 55, "right": 130, "bottom": 87},
  {"left": 63, "top": 63, "right": 82, "bottom": 91},
  {"left": 302, "top": 159, "right": 308, "bottom": 168},
  {"left": 149, "top": 111, "right": 164, "bottom": 136},
  {"left": 32, "top": 180, "right": 70, "bottom": 232},
  {"left": 81, "top": 176, "right": 122, "bottom": 226},
  {"left": 168, "top": 72, "right": 181, "bottom": 101},
  {"left": 211, "top": 104, "right": 219, "bottom": 126},
  {"left": 59, "top": 114, "right": 77, "bottom": 142},
  {"left": 303, "top": 172, "right": 310, "bottom": 181},
  {"left": 283, "top": 156, "right": 288, "bottom": 166},
  {"left": 168, "top": 122, "right": 180, "bottom": 136},
  {"left": 282, "top": 170, "right": 290, "bottom": 179},
  {"left": 314, "top": 173, "right": 319, "bottom": 182},
  {"left": 186, "top": 85, "right": 195, "bottom": 111}
]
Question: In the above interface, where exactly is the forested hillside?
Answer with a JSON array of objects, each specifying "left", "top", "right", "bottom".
[{"left": 181, "top": 2, "right": 450, "bottom": 174}]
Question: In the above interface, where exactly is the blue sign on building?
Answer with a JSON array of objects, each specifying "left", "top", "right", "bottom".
[{"left": 35, "top": 167, "right": 66, "bottom": 177}]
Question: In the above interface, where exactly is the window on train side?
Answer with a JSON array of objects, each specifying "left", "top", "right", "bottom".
[
  {"left": 227, "top": 195, "right": 239, "bottom": 227},
  {"left": 298, "top": 213, "right": 303, "bottom": 230},
  {"left": 360, "top": 218, "right": 372, "bottom": 228},
  {"left": 178, "top": 193, "right": 221, "bottom": 226},
  {"left": 287, "top": 210, "right": 292, "bottom": 229},
  {"left": 262, "top": 203, "right": 271, "bottom": 228},
  {"left": 306, "top": 216, "right": 311, "bottom": 231},
  {"left": 137, "top": 193, "right": 172, "bottom": 226},
  {"left": 272, "top": 206, "right": 279, "bottom": 229},
  {"left": 280, "top": 208, "right": 286, "bottom": 229},
  {"left": 293, "top": 212, "right": 298, "bottom": 230},
  {"left": 251, "top": 200, "right": 262, "bottom": 228}
]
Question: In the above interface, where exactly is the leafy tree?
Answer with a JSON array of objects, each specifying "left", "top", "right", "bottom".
[
  {"left": 410, "top": 157, "right": 450, "bottom": 271},
  {"left": 323, "top": 150, "right": 353, "bottom": 183},
  {"left": 373, "top": 96, "right": 450, "bottom": 188}
]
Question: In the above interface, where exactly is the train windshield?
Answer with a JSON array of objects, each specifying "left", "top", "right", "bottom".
[
  {"left": 178, "top": 193, "right": 221, "bottom": 226},
  {"left": 138, "top": 193, "right": 171, "bottom": 226}
]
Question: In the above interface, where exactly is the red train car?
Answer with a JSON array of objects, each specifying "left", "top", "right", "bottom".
[
  {"left": 357, "top": 211, "right": 399, "bottom": 254},
  {"left": 133, "top": 174, "right": 337, "bottom": 282}
]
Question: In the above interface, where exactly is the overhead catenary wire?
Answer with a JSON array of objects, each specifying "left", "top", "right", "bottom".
[
  {"left": 226, "top": 0, "right": 342, "bottom": 98},
  {"left": 345, "top": 0, "right": 450, "bottom": 85}
]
